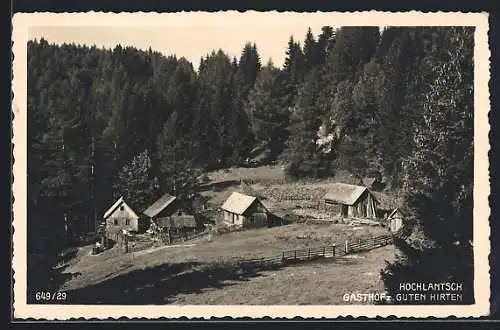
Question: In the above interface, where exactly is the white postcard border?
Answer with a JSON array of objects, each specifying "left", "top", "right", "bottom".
[{"left": 12, "top": 11, "right": 491, "bottom": 319}]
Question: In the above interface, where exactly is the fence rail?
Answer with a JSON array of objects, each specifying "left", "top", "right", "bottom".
[
  {"left": 158, "top": 228, "right": 209, "bottom": 245},
  {"left": 216, "top": 234, "right": 394, "bottom": 269}
]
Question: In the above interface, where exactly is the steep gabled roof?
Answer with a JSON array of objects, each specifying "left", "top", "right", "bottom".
[
  {"left": 324, "top": 183, "right": 370, "bottom": 206},
  {"left": 220, "top": 192, "right": 257, "bottom": 215},
  {"left": 103, "top": 197, "right": 139, "bottom": 220},
  {"left": 143, "top": 192, "right": 177, "bottom": 218},
  {"left": 388, "top": 207, "right": 405, "bottom": 219}
]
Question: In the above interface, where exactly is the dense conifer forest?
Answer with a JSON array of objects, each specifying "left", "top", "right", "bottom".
[{"left": 27, "top": 26, "right": 474, "bottom": 300}]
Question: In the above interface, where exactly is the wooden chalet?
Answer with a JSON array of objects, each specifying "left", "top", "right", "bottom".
[
  {"left": 324, "top": 183, "right": 378, "bottom": 219},
  {"left": 220, "top": 192, "right": 268, "bottom": 229},
  {"left": 103, "top": 196, "right": 145, "bottom": 233}
]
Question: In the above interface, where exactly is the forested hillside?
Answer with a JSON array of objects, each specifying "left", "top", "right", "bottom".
[{"left": 27, "top": 26, "right": 474, "bottom": 298}]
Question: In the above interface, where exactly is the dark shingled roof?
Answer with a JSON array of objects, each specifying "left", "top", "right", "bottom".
[
  {"left": 143, "top": 193, "right": 176, "bottom": 218},
  {"left": 155, "top": 216, "right": 197, "bottom": 228}
]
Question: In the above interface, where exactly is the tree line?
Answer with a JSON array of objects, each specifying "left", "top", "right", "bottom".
[{"left": 27, "top": 26, "right": 474, "bottom": 300}]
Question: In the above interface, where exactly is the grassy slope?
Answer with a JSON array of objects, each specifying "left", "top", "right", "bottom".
[
  {"left": 172, "top": 245, "right": 397, "bottom": 305},
  {"left": 60, "top": 223, "right": 391, "bottom": 303},
  {"left": 58, "top": 165, "right": 397, "bottom": 304}
]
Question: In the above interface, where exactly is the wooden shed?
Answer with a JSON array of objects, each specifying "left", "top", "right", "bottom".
[
  {"left": 324, "top": 183, "right": 378, "bottom": 219},
  {"left": 103, "top": 197, "right": 144, "bottom": 233},
  {"left": 387, "top": 207, "right": 404, "bottom": 232},
  {"left": 143, "top": 192, "right": 196, "bottom": 228},
  {"left": 220, "top": 192, "right": 268, "bottom": 229}
]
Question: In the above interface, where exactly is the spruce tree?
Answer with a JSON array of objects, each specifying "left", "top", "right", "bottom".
[
  {"left": 113, "top": 149, "right": 159, "bottom": 212},
  {"left": 303, "top": 27, "right": 318, "bottom": 73},
  {"left": 282, "top": 69, "right": 328, "bottom": 178}
]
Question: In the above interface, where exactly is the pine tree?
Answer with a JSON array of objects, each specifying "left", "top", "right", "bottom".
[
  {"left": 193, "top": 49, "right": 248, "bottom": 168},
  {"left": 282, "top": 69, "right": 328, "bottom": 179},
  {"left": 303, "top": 27, "right": 318, "bottom": 73},
  {"left": 235, "top": 42, "right": 262, "bottom": 101},
  {"left": 113, "top": 149, "right": 159, "bottom": 211},
  {"left": 316, "top": 26, "right": 335, "bottom": 66},
  {"left": 246, "top": 64, "right": 292, "bottom": 160},
  {"left": 156, "top": 112, "right": 201, "bottom": 201},
  {"left": 283, "top": 36, "right": 305, "bottom": 83}
]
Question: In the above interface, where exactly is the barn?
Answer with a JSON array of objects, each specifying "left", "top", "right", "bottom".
[
  {"left": 143, "top": 192, "right": 198, "bottom": 231},
  {"left": 220, "top": 192, "right": 268, "bottom": 229},
  {"left": 103, "top": 197, "right": 144, "bottom": 233},
  {"left": 324, "top": 183, "right": 378, "bottom": 219},
  {"left": 387, "top": 207, "right": 405, "bottom": 232},
  {"left": 152, "top": 215, "right": 198, "bottom": 238}
]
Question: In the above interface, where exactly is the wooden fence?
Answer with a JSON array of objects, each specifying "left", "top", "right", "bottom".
[
  {"left": 282, "top": 245, "right": 338, "bottom": 263},
  {"left": 158, "top": 228, "right": 209, "bottom": 245},
  {"left": 218, "top": 234, "right": 394, "bottom": 269},
  {"left": 343, "top": 235, "right": 393, "bottom": 254},
  {"left": 279, "top": 234, "right": 393, "bottom": 264}
]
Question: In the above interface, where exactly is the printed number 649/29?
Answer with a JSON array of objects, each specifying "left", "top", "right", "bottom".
[{"left": 35, "top": 291, "right": 67, "bottom": 301}]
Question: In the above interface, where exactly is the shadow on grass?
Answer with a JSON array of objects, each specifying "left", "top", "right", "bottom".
[
  {"left": 28, "top": 261, "right": 82, "bottom": 303},
  {"left": 64, "top": 258, "right": 285, "bottom": 305},
  {"left": 267, "top": 212, "right": 290, "bottom": 227}
]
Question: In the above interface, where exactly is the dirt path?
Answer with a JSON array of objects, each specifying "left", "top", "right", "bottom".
[{"left": 132, "top": 243, "right": 197, "bottom": 257}]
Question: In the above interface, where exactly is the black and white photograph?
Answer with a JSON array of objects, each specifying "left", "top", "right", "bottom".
[{"left": 11, "top": 11, "right": 491, "bottom": 319}]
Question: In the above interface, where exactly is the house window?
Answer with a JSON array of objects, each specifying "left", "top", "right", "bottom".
[
  {"left": 120, "top": 206, "right": 124, "bottom": 211},
  {"left": 113, "top": 219, "right": 118, "bottom": 225},
  {"left": 178, "top": 211, "right": 182, "bottom": 216},
  {"left": 232, "top": 213, "right": 236, "bottom": 223},
  {"left": 125, "top": 219, "right": 130, "bottom": 225}
]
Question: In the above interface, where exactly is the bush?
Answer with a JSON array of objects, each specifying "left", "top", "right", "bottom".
[{"left": 199, "top": 174, "right": 210, "bottom": 184}]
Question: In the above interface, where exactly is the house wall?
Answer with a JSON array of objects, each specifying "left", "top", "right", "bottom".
[
  {"left": 105, "top": 204, "right": 139, "bottom": 232},
  {"left": 390, "top": 218, "right": 403, "bottom": 232},
  {"left": 223, "top": 211, "right": 245, "bottom": 226},
  {"left": 242, "top": 201, "right": 267, "bottom": 228}
]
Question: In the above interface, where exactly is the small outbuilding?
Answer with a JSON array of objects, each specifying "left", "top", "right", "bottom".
[
  {"left": 324, "top": 183, "right": 378, "bottom": 219},
  {"left": 220, "top": 192, "right": 268, "bottom": 229},
  {"left": 143, "top": 192, "right": 198, "bottom": 233},
  {"left": 103, "top": 196, "right": 144, "bottom": 233},
  {"left": 387, "top": 207, "right": 405, "bottom": 232}
]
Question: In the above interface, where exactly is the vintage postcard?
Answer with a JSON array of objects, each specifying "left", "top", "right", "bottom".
[{"left": 12, "top": 11, "right": 491, "bottom": 319}]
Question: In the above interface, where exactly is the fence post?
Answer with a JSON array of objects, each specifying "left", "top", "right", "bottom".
[
  {"left": 294, "top": 250, "right": 297, "bottom": 260},
  {"left": 323, "top": 246, "right": 326, "bottom": 257},
  {"left": 333, "top": 244, "right": 336, "bottom": 257},
  {"left": 345, "top": 240, "right": 348, "bottom": 254},
  {"left": 308, "top": 248, "right": 311, "bottom": 260},
  {"left": 282, "top": 251, "right": 285, "bottom": 261}
]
